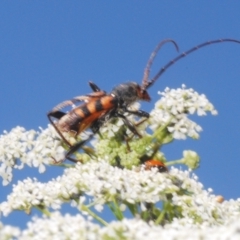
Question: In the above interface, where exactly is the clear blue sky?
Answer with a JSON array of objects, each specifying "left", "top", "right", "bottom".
[{"left": 1, "top": 1, "right": 240, "bottom": 228}]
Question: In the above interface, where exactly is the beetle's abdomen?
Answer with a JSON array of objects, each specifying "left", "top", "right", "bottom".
[{"left": 57, "top": 95, "right": 117, "bottom": 134}]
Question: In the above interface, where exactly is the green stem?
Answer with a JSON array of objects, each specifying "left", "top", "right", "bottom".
[
  {"left": 126, "top": 202, "right": 139, "bottom": 217},
  {"left": 51, "top": 163, "right": 75, "bottom": 168},
  {"left": 112, "top": 198, "right": 124, "bottom": 220},
  {"left": 81, "top": 205, "right": 108, "bottom": 226},
  {"left": 107, "top": 199, "right": 124, "bottom": 220},
  {"left": 155, "top": 201, "right": 170, "bottom": 225},
  {"left": 35, "top": 206, "right": 51, "bottom": 217},
  {"left": 141, "top": 208, "right": 149, "bottom": 221},
  {"left": 152, "top": 117, "right": 173, "bottom": 139},
  {"left": 165, "top": 158, "right": 185, "bottom": 166}
]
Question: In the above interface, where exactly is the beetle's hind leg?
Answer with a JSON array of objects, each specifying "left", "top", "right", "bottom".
[
  {"left": 48, "top": 110, "right": 72, "bottom": 148},
  {"left": 54, "top": 118, "right": 104, "bottom": 163}
]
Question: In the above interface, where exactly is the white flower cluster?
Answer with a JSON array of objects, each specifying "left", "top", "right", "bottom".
[
  {"left": 0, "top": 126, "right": 34, "bottom": 185},
  {"left": 150, "top": 85, "right": 217, "bottom": 139},
  {"left": 1, "top": 160, "right": 240, "bottom": 228},
  {"left": 170, "top": 168, "right": 240, "bottom": 226},
  {"left": 0, "top": 125, "right": 64, "bottom": 185},
  {"left": 0, "top": 161, "right": 175, "bottom": 216},
  {"left": 0, "top": 222, "right": 20, "bottom": 240},
  {"left": 2, "top": 211, "right": 240, "bottom": 240},
  {"left": 100, "top": 217, "right": 240, "bottom": 240}
]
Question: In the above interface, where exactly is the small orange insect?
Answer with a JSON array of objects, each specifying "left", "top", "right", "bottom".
[{"left": 145, "top": 160, "right": 168, "bottom": 172}]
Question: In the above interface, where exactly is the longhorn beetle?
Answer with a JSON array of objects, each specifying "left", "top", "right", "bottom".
[{"left": 48, "top": 38, "right": 240, "bottom": 163}]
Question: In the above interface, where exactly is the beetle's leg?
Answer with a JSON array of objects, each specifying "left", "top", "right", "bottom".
[
  {"left": 112, "top": 109, "right": 150, "bottom": 151},
  {"left": 51, "top": 133, "right": 95, "bottom": 164},
  {"left": 65, "top": 138, "right": 93, "bottom": 163},
  {"left": 114, "top": 112, "right": 142, "bottom": 138},
  {"left": 124, "top": 108, "right": 150, "bottom": 118},
  {"left": 126, "top": 118, "right": 149, "bottom": 144},
  {"left": 89, "top": 81, "right": 102, "bottom": 92},
  {"left": 47, "top": 111, "right": 72, "bottom": 147},
  {"left": 123, "top": 107, "right": 150, "bottom": 140},
  {"left": 63, "top": 117, "right": 105, "bottom": 163}
]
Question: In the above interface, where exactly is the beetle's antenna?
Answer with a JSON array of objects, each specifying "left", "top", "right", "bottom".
[
  {"left": 142, "top": 39, "right": 179, "bottom": 90},
  {"left": 146, "top": 38, "right": 240, "bottom": 89}
]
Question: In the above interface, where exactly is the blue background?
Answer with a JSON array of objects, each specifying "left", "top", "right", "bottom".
[{"left": 1, "top": 1, "right": 240, "bottom": 229}]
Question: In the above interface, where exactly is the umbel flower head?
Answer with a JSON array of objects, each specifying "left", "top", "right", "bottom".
[
  {"left": 1, "top": 211, "right": 240, "bottom": 240},
  {"left": 0, "top": 85, "right": 214, "bottom": 185},
  {"left": 2, "top": 85, "right": 236, "bottom": 236}
]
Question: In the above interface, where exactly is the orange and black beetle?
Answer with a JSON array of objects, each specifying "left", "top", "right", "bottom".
[{"left": 48, "top": 38, "right": 240, "bottom": 162}]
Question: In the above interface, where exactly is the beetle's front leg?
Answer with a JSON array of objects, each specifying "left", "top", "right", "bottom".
[{"left": 124, "top": 109, "right": 150, "bottom": 118}]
